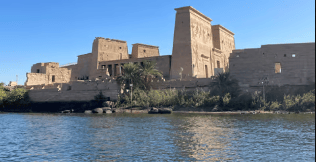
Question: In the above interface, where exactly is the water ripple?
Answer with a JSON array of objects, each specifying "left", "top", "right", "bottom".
[{"left": 0, "top": 113, "right": 314, "bottom": 161}]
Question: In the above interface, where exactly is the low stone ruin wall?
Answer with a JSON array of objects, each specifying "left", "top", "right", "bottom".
[
  {"left": 151, "top": 78, "right": 215, "bottom": 91},
  {"left": 28, "top": 80, "right": 120, "bottom": 102}
]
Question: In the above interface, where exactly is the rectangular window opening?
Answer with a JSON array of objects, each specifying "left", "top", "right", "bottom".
[
  {"left": 37, "top": 69, "right": 40, "bottom": 73},
  {"left": 275, "top": 63, "right": 281, "bottom": 73}
]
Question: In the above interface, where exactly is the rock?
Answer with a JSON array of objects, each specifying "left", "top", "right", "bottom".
[
  {"left": 61, "top": 110, "right": 71, "bottom": 113},
  {"left": 92, "top": 108, "right": 103, "bottom": 114},
  {"left": 114, "top": 108, "right": 124, "bottom": 113},
  {"left": 84, "top": 110, "right": 92, "bottom": 114},
  {"left": 158, "top": 108, "right": 172, "bottom": 114},
  {"left": 148, "top": 107, "right": 159, "bottom": 114},
  {"left": 102, "top": 107, "right": 111, "bottom": 113},
  {"left": 105, "top": 110, "right": 112, "bottom": 114}
]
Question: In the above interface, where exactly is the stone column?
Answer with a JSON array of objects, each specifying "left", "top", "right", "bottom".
[
  {"left": 119, "top": 65, "right": 122, "bottom": 76},
  {"left": 112, "top": 64, "right": 115, "bottom": 77},
  {"left": 105, "top": 65, "right": 110, "bottom": 76}
]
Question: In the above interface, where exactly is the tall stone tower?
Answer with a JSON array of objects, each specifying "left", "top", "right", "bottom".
[
  {"left": 90, "top": 37, "right": 129, "bottom": 79},
  {"left": 170, "top": 6, "right": 213, "bottom": 79}
]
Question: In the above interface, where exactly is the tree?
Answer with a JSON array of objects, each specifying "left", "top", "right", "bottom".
[
  {"left": 116, "top": 63, "right": 144, "bottom": 91},
  {"left": 5, "top": 88, "right": 30, "bottom": 108},
  {"left": 140, "top": 60, "right": 162, "bottom": 90},
  {"left": 210, "top": 72, "right": 240, "bottom": 98},
  {"left": 0, "top": 83, "right": 8, "bottom": 106}
]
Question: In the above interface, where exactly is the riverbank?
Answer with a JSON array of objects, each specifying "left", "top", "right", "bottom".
[{"left": 78, "top": 106, "right": 315, "bottom": 115}]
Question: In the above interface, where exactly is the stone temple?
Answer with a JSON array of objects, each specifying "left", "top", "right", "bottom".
[
  {"left": 24, "top": 6, "right": 315, "bottom": 102},
  {"left": 26, "top": 6, "right": 235, "bottom": 86}
]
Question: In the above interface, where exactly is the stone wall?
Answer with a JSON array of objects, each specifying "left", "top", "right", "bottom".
[
  {"left": 31, "top": 63, "right": 46, "bottom": 73},
  {"left": 190, "top": 7, "right": 213, "bottom": 78},
  {"left": 170, "top": 7, "right": 195, "bottom": 79},
  {"left": 25, "top": 73, "right": 46, "bottom": 86},
  {"left": 212, "top": 25, "right": 235, "bottom": 71},
  {"left": 131, "top": 43, "right": 159, "bottom": 58},
  {"left": 229, "top": 43, "right": 315, "bottom": 87},
  {"left": 90, "top": 37, "right": 129, "bottom": 79},
  {"left": 28, "top": 80, "right": 120, "bottom": 102},
  {"left": 25, "top": 62, "right": 71, "bottom": 86},
  {"left": 170, "top": 7, "right": 234, "bottom": 79},
  {"left": 63, "top": 53, "right": 92, "bottom": 80},
  {"left": 151, "top": 77, "right": 214, "bottom": 91}
]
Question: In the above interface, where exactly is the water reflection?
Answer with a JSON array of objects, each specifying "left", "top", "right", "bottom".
[
  {"left": 169, "top": 115, "right": 239, "bottom": 161},
  {"left": 0, "top": 113, "right": 314, "bottom": 161}
]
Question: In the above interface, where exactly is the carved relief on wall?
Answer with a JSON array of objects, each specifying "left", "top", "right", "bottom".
[
  {"left": 192, "top": 41, "right": 204, "bottom": 76},
  {"left": 191, "top": 20, "right": 211, "bottom": 44},
  {"left": 220, "top": 33, "right": 234, "bottom": 52}
]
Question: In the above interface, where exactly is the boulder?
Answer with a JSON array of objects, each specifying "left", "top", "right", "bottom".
[
  {"left": 148, "top": 107, "right": 159, "bottom": 114},
  {"left": 61, "top": 110, "right": 71, "bottom": 113},
  {"left": 102, "top": 107, "right": 111, "bottom": 113},
  {"left": 105, "top": 110, "right": 112, "bottom": 114},
  {"left": 92, "top": 108, "right": 103, "bottom": 114},
  {"left": 158, "top": 108, "right": 172, "bottom": 114},
  {"left": 114, "top": 108, "right": 124, "bottom": 113},
  {"left": 84, "top": 110, "right": 92, "bottom": 114}
]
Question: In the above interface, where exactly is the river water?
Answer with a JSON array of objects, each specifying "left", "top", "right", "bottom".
[{"left": 0, "top": 113, "right": 314, "bottom": 161}]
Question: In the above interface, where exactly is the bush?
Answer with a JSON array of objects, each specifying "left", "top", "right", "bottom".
[
  {"left": 269, "top": 101, "right": 281, "bottom": 111},
  {"left": 300, "top": 90, "right": 315, "bottom": 111},
  {"left": 114, "top": 87, "right": 315, "bottom": 112},
  {"left": 0, "top": 88, "right": 8, "bottom": 107},
  {"left": 4, "top": 88, "right": 30, "bottom": 109}
]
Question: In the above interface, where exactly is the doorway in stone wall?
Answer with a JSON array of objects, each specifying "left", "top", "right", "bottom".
[
  {"left": 52, "top": 75, "right": 55, "bottom": 82},
  {"left": 205, "top": 65, "right": 208, "bottom": 78},
  {"left": 108, "top": 65, "right": 112, "bottom": 76}
]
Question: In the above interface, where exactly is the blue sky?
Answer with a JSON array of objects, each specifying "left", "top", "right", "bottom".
[{"left": 0, "top": 0, "right": 315, "bottom": 85}]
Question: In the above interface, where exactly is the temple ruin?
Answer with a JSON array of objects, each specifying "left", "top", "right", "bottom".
[{"left": 24, "top": 6, "right": 315, "bottom": 102}]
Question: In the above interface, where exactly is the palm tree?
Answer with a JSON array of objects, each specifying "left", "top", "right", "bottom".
[
  {"left": 210, "top": 72, "right": 240, "bottom": 98},
  {"left": 140, "top": 60, "right": 162, "bottom": 90},
  {"left": 116, "top": 63, "right": 144, "bottom": 91}
]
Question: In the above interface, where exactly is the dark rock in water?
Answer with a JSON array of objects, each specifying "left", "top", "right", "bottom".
[
  {"left": 92, "top": 108, "right": 103, "bottom": 114},
  {"left": 61, "top": 110, "right": 71, "bottom": 113},
  {"left": 148, "top": 108, "right": 172, "bottom": 114},
  {"left": 158, "top": 108, "right": 172, "bottom": 114},
  {"left": 102, "top": 107, "right": 112, "bottom": 113},
  {"left": 84, "top": 110, "right": 92, "bottom": 114},
  {"left": 148, "top": 107, "right": 159, "bottom": 114},
  {"left": 105, "top": 110, "right": 112, "bottom": 114}
]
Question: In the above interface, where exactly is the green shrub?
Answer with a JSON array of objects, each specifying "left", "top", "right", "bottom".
[
  {"left": 269, "top": 101, "right": 281, "bottom": 111},
  {"left": 222, "top": 93, "right": 231, "bottom": 107},
  {"left": 0, "top": 88, "right": 8, "bottom": 106},
  {"left": 4, "top": 88, "right": 30, "bottom": 109},
  {"left": 300, "top": 90, "right": 315, "bottom": 111}
]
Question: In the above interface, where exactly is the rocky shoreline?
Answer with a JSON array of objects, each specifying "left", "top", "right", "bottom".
[{"left": 57, "top": 106, "right": 315, "bottom": 115}]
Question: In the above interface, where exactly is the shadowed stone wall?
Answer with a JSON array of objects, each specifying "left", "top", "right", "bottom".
[
  {"left": 229, "top": 43, "right": 315, "bottom": 89},
  {"left": 28, "top": 80, "right": 119, "bottom": 102}
]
